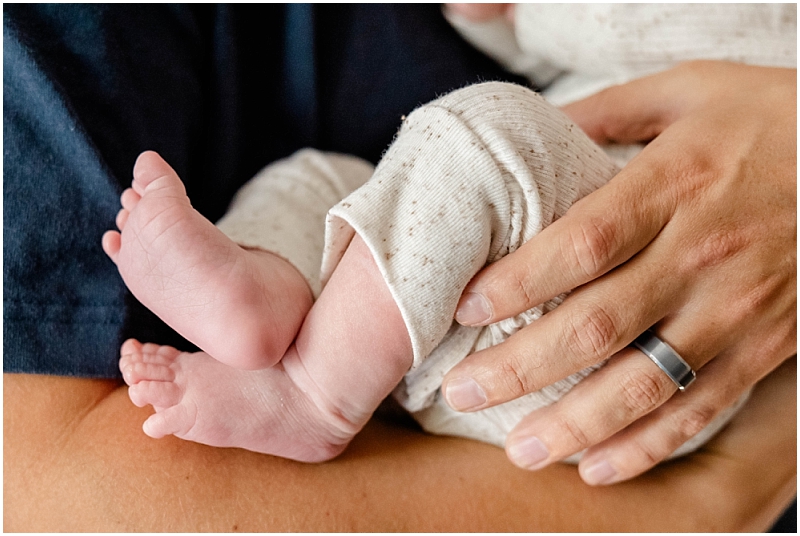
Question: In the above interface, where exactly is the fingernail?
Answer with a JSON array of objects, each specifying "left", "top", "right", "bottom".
[
  {"left": 455, "top": 292, "right": 492, "bottom": 325},
  {"left": 445, "top": 377, "right": 487, "bottom": 411},
  {"left": 582, "top": 460, "right": 618, "bottom": 486},
  {"left": 507, "top": 436, "right": 550, "bottom": 469}
]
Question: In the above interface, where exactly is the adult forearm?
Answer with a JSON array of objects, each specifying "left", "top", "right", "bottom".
[{"left": 4, "top": 363, "right": 795, "bottom": 531}]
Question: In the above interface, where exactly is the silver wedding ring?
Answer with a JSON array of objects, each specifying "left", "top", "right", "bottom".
[{"left": 633, "top": 330, "right": 696, "bottom": 391}]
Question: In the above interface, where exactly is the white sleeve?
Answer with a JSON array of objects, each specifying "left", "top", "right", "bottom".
[{"left": 320, "top": 82, "right": 618, "bottom": 369}]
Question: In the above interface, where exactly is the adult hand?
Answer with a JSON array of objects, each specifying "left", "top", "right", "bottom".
[{"left": 443, "top": 61, "right": 797, "bottom": 485}]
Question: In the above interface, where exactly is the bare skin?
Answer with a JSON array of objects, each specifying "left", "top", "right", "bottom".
[
  {"left": 447, "top": 61, "right": 797, "bottom": 484},
  {"left": 105, "top": 152, "right": 412, "bottom": 459},
  {"left": 102, "top": 151, "right": 314, "bottom": 371},
  {"left": 3, "top": 358, "right": 795, "bottom": 531},
  {"left": 440, "top": 3, "right": 797, "bottom": 486},
  {"left": 446, "top": 3, "right": 513, "bottom": 22}
]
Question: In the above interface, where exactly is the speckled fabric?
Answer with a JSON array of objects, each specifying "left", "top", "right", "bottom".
[
  {"left": 447, "top": 3, "right": 797, "bottom": 106},
  {"left": 218, "top": 82, "right": 747, "bottom": 455},
  {"left": 217, "top": 83, "right": 614, "bottom": 448},
  {"left": 216, "top": 3, "right": 796, "bottom": 453},
  {"left": 319, "top": 82, "right": 747, "bottom": 454},
  {"left": 217, "top": 150, "right": 374, "bottom": 298},
  {"left": 322, "top": 82, "right": 616, "bottom": 392}
]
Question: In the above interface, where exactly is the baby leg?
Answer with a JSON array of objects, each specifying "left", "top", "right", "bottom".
[
  {"left": 116, "top": 149, "right": 407, "bottom": 458},
  {"left": 324, "top": 81, "right": 619, "bottom": 364},
  {"left": 104, "top": 150, "right": 372, "bottom": 370},
  {"left": 322, "top": 81, "right": 620, "bottom": 446},
  {"left": 119, "top": 82, "right": 619, "bottom": 459},
  {"left": 215, "top": 149, "right": 376, "bottom": 299},
  {"left": 119, "top": 232, "right": 411, "bottom": 461},
  {"left": 330, "top": 81, "right": 742, "bottom": 459}
]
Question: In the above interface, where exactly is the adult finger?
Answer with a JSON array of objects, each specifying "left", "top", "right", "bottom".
[
  {"left": 503, "top": 347, "right": 678, "bottom": 471},
  {"left": 503, "top": 277, "right": 795, "bottom": 484},
  {"left": 446, "top": 208, "right": 789, "bottom": 419},
  {"left": 453, "top": 64, "right": 747, "bottom": 329},
  {"left": 454, "top": 148, "right": 674, "bottom": 327},
  {"left": 576, "top": 347, "right": 769, "bottom": 486},
  {"left": 444, "top": 222, "right": 692, "bottom": 410},
  {"left": 500, "top": 309, "right": 737, "bottom": 476}
]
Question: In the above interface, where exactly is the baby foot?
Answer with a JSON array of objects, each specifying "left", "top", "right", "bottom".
[
  {"left": 102, "top": 151, "right": 312, "bottom": 369},
  {"left": 119, "top": 339, "right": 359, "bottom": 462}
]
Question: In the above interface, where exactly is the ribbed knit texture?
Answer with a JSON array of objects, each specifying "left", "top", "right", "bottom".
[
  {"left": 324, "top": 82, "right": 615, "bottom": 375},
  {"left": 321, "top": 82, "right": 623, "bottom": 447},
  {"left": 447, "top": 4, "right": 797, "bottom": 106},
  {"left": 215, "top": 2, "right": 796, "bottom": 452},
  {"left": 217, "top": 149, "right": 373, "bottom": 297},
  {"left": 317, "top": 83, "right": 751, "bottom": 452},
  {"left": 218, "top": 83, "right": 750, "bottom": 453}
]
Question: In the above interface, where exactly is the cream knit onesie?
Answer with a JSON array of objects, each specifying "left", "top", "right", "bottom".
[
  {"left": 219, "top": 82, "right": 731, "bottom": 460},
  {"left": 217, "top": 4, "right": 795, "bottom": 459}
]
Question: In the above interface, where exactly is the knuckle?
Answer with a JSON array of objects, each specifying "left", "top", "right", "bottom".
[
  {"left": 682, "top": 227, "right": 748, "bottom": 273},
  {"left": 619, "top": 369, "right": 671, "bottom": 416},
  {"left": 676, "top": 405, "right": 716, "bottom": 440},
  {"left": 564, "top": 302, "right": 620, "bottom": 361},
  {"left": 552, "top": 412, "right": 591, "bottom": 449},
  {"left": 757, "top": 323, "right": 798, "bottom": 367},
  {"left": 507, "top": 266, "right": 538, "bottom": 310},
  {"left": 738, "top": 268, "right": 793, "bottom": 320},
  {"left": 627, "top": 435, "right": 665, "bottom": 468},
  {"left": 564, "top": 216, "right": 618, "bottom": 279},
  {"left": 498, "top": 352, "right": 534, "bottom": 399},
  {"left": 665, "top": 152, "right": 716, "bottom": 203},
  {"left": 724, "top": 280, "right": 778, "bottom": 332}
]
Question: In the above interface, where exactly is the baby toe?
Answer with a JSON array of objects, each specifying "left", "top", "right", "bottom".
[
  {"left": 120, "top": 345, "right": 172, "bottom": 369},
  {"left": 128, "top": 380, "right": 182, "bottom": 409},
  {"left": 121, "top": 339, "right": 143, "bottom": 355},
  {"left": 102, "top": 231, "right": 121, "bottom": 262},
  {"left": 120, "top": 188, "right": 141, "bottom": 212},
  {"left": 143, "top": 404, "right": 196, "bottom": 438},
  {"left": 122, "top": 361, "right": 175, "bottom": 385},
  {"left": 116, "top": 208, "right": 129, "bottom": 230},
  {"left": 139, "top": 342, "right": 163, "bottom": 354},
  {"left": 154, "top": 344, "right": 183, "bottom": 360},
  {"left": 132, "top": 151, "right": 186, "bottom": 196},
  {"left": 127, "top": 344, "right": 182, "bottom": 366}
]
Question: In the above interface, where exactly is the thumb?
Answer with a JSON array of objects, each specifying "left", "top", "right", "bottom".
[{"left": 560, "top": 71, "right": 684, "bottom": 145}]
